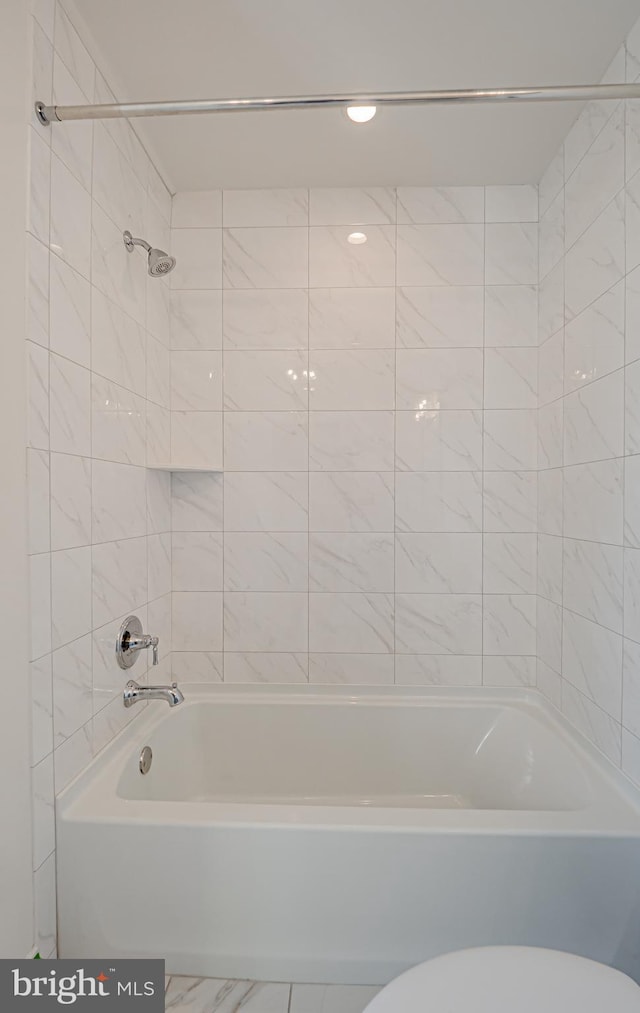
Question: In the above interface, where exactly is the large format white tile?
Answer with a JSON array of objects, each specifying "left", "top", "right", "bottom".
[
  {"left": 483, "top": 411, "right": 537, "bottom": 470},
  {"left": 538, "top": 534, "right": 563, "bottom": 605},
  {"left": 225, "top": 533, "right": 308, "bottom": 591},
  {"left": 563, "top": 610, "right": 623, "bottom": 719},
  {"left": 224, "top": 472, "right": 308, "bottom": 531},
  {"left": 310, "top": 289, "right": 395, "bottom": 349},
  {"left": 485, "top": 185, "right": 538, "bottom": 223},
  {"left": 483, "top": 595, "right": 536, "bottom": 655},
  {"left": 171, "top": 229, "right": 222, "bottom": 290},
  {"left": 309, "top": 472, "right": 393, "bottom": 532},
  {"left": 309, "top": 187, "right": 395, "bottom": 225},
  {"left": 224, "top": 350, "right": 307, "bottom": 410},
  {"left": 92, "top": 375, "right": 146, "bottom": 466},
  {"left": 49, "top": 255, "right": 90, "bottom": 367},
  {"left": 34, "top": 853, "right": 57, "bottom": 957},
  {"left": 562, "top": 682, "right": 621, "bottom": 764},
  {"left": 310, "top": 412, "right": 394, "bottom": 471},
  {"left": 396, "top": 410, "right": 483, "bottom": 472},
  {"left": 53, "top": 3, "right": 95, "bottom": 100},
  {"left": 26, "top": 234, "right": 49, "bottom": 349},
  {"left": 172, "top": 592, "right": 223, "bottom": 652},
  {"left": 396, "top": 348, "right": 483, "bottom": 410},
  {"left": 563, "top": 459, "right": 623, "bottom": 544},
  {"left": 225, "top": 188, "right": 308, "bottom": 227},
  {"left": 564, "top": 104, "right": 624, "bottom": 248},
  {"left": 28, "top": 127, "right": 51, "bottom": 247},
  {"left": 27, "top": 342, "right": 49, "bottom": 451},
  {"left": 172, "top": 351, "right": 223, "bottom": 411},
  {"left": 484, "top": 286, "right": 537, "bottom": 347},
  {"left": 396, "top": 533, "right": 482, "bottom": 592},
  {"left": 539, "top": 191, "right": 564, "bottom": 281},
  {"left": 171, "top": 291, "right": 223, "bottom": 350},
  {"left": 29, "top": 554, "right": 51, "bottom": 662},
  {"left": 396, "top": 224, "right": 484, "bottom": 286},
  {"left": 395, "top": 655, "right": 482, "bottom": 686},
  {"left": 49, "top": 354, "right": 91, "bottom": 457},
  {"left": 626, "top": 168, "right": 640, "bottom": 272},
  {"left": 309, "top": 593, "right": 393, "bottom": 653},
  {"left": 310, "top": 533, "right": 394, "bottom": 592},
  {"left": 52, "top": 635, "right": 92, "bottom": 746},
  {"left": 311, "top": 349, "right": 394, "bottom": 410},
  {"left": 397, "top": 287, "right": 484, "bottom": 348},
  {"left": 32, "top": 753, "right": 55, "bottom": 871},
  {"left": 92, "top": 537, "right": 147, "bottom": 629},
  {"left": 483, "top": 471, "right": 537, "bottom": 533},
  {"left": 225, "top": 653, "right": 308, "bottom": 684},
  {"left": 564, "top": 281, "right": 624, "bottom": 390},
  {"left": 170, "top": 411, "right": 222, "bottom": 470},
  {"left": 485, "top": 223, "right": 537, "bottom": 284},
  {"left": 27, "top": 449, "right": 50, "bottom": 555},
  {"left": 563, "top": 539, "right": 623, "bottom": 633},
  {"left": 624, "top": 548, "right": 640, "bottom": 644},
  {"left": 483, "top": 656, "right": 536, "bottom": 687},
  {"left": 223, "top": 290, "right": 308, "bottom": 350},
  {"left": 309, "top": 654, "right": 393, "bottom": 685},
  {"left": 484, "top": 348, "right": 537, "bottom": 409},
  {"left": 565, "top": 194, "right": 625, "bottom": 320},
  {"left": 395, "top": 472, "right": 482, "bottom": 533},
  {"left": 172, "top": 190, "right": 222, "bottom": 228},
  {"left": 172, "top": 472, "right": 223, "bottom": 532},
  {"left": 395, "top": 594, "right": 482, "bottom": 654},
  {"left": 91, "top": 287, "right": 146, "bottom": 395},
  {"left": 51, "top": 547, "right": 92, "bottom": 650},
  {"left": 91, "top": 460, "right": 146, "bottom": 543},
  {"left": 92, "top": 202, "right": 146, "bottom": 326},
  {"left": 224, "top": 227, "right": 308, "bottom": 288},
  {"left": 309, "top": 226, "right": 395, "bottom": 287},
  {"left": 50, "top": 155, "right": 91, "bottom": 279},
  {"left": 483, "top": 534, "right": 537, "bottom": 594},
  {"left": 50, "top": 453, "right": 91, "bottom": 550},
  {"left": 224, "top": 593, "right": 308, "bottom": 652},
  {"left": 397, "top": 186, "right": 483, "bottom": 224},
  {"left": 92, "top": 123, "right": 146, "bottom": 235},
  {"left": 564, "top": 369, "right": 624, "bottom": 465},
  {"left": 172, "top": 533, "right": 223, "bottom": 592},
  {"left": 538, "top": 332, "right": 564, "bottom": 408},
  {"left": 224, "top": 411, "right": 308, "bottom": 470}
]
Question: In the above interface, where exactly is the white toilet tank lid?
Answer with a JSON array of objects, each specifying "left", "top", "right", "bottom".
[{"left": 364, "top": 946, "right": 640, "bottom": 1013}]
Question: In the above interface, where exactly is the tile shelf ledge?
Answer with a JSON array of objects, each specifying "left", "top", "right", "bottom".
[{"left": 147, "top": 465, "right": 222, "bottom": 473}]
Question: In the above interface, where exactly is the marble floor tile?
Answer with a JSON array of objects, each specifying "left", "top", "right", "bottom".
[
  {"left": 289, "top": 984, "right": 381, "bottom": 1013},
  {"left": 164, "top": 977, "right": 291, "bottom": 1012}
]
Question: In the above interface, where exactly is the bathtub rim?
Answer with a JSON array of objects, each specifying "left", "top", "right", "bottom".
[{"left": 57, "top": 684, "right": 640, "bottom": 836}]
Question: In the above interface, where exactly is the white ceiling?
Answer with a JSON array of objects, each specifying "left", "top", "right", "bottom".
[{"left": 74, "top": 0, "right": 640, "bottom": 192}]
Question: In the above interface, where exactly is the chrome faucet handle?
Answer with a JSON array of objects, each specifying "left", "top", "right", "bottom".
[{"left": 116, "top": 616, "right": 160, "bottom": 670}]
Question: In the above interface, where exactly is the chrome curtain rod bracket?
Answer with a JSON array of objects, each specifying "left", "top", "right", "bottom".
[{"left": 34, "top": 82, "right": 640, "bottom": 126}]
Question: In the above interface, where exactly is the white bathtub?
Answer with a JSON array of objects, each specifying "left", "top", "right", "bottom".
[{"left": 57, "top": 685, "right": 640, "bottom": 984}]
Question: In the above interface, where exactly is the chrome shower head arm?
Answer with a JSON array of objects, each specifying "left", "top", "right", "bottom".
[{"left": 123, "top": 230, "right": 151, "bottom": 254}]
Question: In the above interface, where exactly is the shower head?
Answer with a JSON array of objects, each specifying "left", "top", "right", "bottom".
[
  {"left": 123, "top": 230, "right": 176, "bottom": 277},
  {"left": 148, "top": 247, "right": 176, "bottom": 277}
]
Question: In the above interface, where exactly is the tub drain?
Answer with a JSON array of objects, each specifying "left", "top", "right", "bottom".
[{"left": 139, "top": 745, "right": 152, "bottom": 774}]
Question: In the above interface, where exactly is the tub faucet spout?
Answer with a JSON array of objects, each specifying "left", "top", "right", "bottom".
[{"left": 123, "top": 679, "right": 185, "bottom": 708}]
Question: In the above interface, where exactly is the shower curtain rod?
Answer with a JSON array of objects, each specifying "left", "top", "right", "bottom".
[{"left": 35, "top": 82, "right": 640, "bottom": 125}]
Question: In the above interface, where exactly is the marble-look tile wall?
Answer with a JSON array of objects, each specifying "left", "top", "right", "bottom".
[
  {"left": 536, "top": 17, "right": 640, "bottom": 783},
  {"left": 169, "top": 184, "right": 539, "bottom": 687},
  {"left": 26, "top": 0, "right": 173, "bottom": 955}
]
